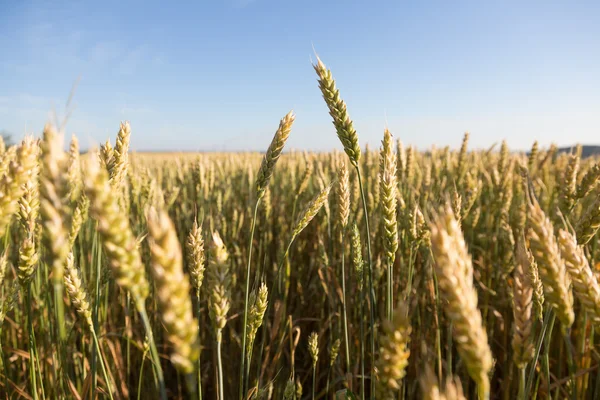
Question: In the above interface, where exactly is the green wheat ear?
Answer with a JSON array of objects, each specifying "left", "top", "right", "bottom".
[
  {"left": 313, "top": 57, "right": 361, "bottom": 167},
  {"left": 256, "top": 111, "right": 295, "bottom": 199}
]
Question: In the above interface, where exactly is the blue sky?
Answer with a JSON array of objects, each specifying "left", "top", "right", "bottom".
[{"left": 1, "top": 0, "right": 599, "bottom": 151}]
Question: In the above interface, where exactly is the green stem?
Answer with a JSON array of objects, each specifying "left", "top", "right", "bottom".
[
  {"left": 217, "top": 335, "right": 224, "bottom": 400},
  {"left": 240, "top": 200, "right": 260, "bottom": 399},
  {"left": 340, "top": 230, "right": 351, "bottom": 378},
  {"left": 52, "top": 279, "right": 67, "bottom": 397},
  {"left": 518, "top": 367, "right": 526, "bottom": 400},
  {"left": 126, "top": 293, "right": 131, "bottom": 384},
  {"left": 387, "top": 256, "right": 393, "bottom": 321},
  {"left": 0, "top": 327, "right": 9, "bottom": 397},
  {"left": 244, "top": 350, "right": 252, "bottom": 396},
  {"left": 447, "top": 321, "right": 453, "bottom": 377},
  {"left": 356, "top": 167, "right": 376, "bottom": 397},
  {"left": 254, "top": 238, "right": 295, "bottom": 386},
  {"left": 139, "top": 305, "right": 167, "bottom": 400},
  {"left": 564, "top": 330, "right": 578, "bottom": 400},
  {"left": 26, "top": 285, "right": 39, "bottom": 400},
  {"left": 405, "top": 246, "right": 415, "bottom": 300},
  {"left": 326, "top": 366, "right": 331, "bottom": 397},
  {"left": 137, "top": 349, "right": 148, "bottom": 400},
  {"left": 359, "top": 283, "right": 365, "bottom": 400},
  {"left": 312, "top": 365, "right": 316, "bottom": 400},
  {"left": 526, "top": 309, "right": 554, "bottom": 398},
  {"left": 92, "top": 231, "right": 102, "bottom": 397},
  {"left": 53, "top": 281, "right": 67, "bottom": 341},
  {"left": 543, "top": 315, "right": 556, "bottom": 397},
  {"left": 431, "top": 259, "right": 442, "bottom": 382},
  {"left": 91, "top": 328, "right": 115, "bottom": 400},
  {"left": 197, "top": 288, "right": 203, "bottom": 400}
]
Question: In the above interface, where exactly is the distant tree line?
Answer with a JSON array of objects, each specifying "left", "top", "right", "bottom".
[{"left": 0, "top": 130, "right": 13, "bottom": 147}]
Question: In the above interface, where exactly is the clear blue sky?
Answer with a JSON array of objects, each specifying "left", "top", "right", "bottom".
[{"left": 1, "top": 0, "right": 599, "bottom": 151}]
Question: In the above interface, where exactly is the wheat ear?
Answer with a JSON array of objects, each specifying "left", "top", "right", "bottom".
[
  {"left": 256, "top": 111, "right": 295, "bottom": 199},
  {"left": 313, "top": 57, "right": 361, "bottom": 166},
  {"left": 429, "top": 205, "right": 492, "bottom": 400},
  {"left": 375, "top": 304, "right": 411, "bottom": 399},
  {"left": 147, "top": 206, "right": 200, "bottom": 375},
  {"left": 186, "top": 218, "right": 206, "bottom": 294},
  {"left": 526, "top": 195, "right": 574, "bottom": 328},
  {"left": 0, "top": 137, "right": 38, "bottom": 237},
  {"left": 511, "top": 235, "right": 535, "bottom": 368},
  {"left": 84, "top": 151, "right": 149, "bottom": 306},
  {"left": 558, "top": 229, "right": 600, "bottom": 324}
]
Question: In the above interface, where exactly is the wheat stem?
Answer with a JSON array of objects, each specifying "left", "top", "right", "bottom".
[
  {"left": 356, "top": 166, "right": 376, "bottom": 395},
  {"left": 240, "top": 199, "right": 260, "bottom": 398}
]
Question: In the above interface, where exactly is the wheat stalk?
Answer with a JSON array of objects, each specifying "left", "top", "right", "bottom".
[{"left": 207, "top": 230, "right": 230, "bottom": 400}]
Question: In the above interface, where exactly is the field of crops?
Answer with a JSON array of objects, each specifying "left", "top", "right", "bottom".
[{"left": 1, "top": 58, "right": 600, "bottom": 400}]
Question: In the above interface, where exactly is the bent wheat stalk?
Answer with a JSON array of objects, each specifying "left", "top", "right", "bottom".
[
  {"left": 313, "top": 57, "right": 376, "bottom": 394},
  {"left": 240, "top": 111, "right": 294, "bottom": 398}
]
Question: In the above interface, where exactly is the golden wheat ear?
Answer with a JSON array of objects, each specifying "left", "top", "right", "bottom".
[
  {"left": 558, "top": 228, "right": 600, "bottom": 324},
  {"left": 313, "top": 57, "right": 361, "bottom": 166},
  {"left": 256, "top": 111, "right": 295, "bottom": 199},
  {"left": 429, "top": 204, "right": 492, "bottom": 400},
  {"left": 147, "top": 206, "right": 200, "bottom": 375},
  {"left": 511, "top": 234, "right": 534, "bottom": 368},
  {"left": 292, "top": 182, "right": 332, "bottom": 238},
  {"left": 336, "top": 161, "right": 350, "bottom": 229},
  {"left": 84, "top": 150, "right": 149, "bottom": 305},
  {"left": 186, "top": 218, "right": 206, "bottom": 293},
  {"left": 40, "top": 126, "right": 72, "bottom": 285},
  {"left": 526, "top": 193, "right": 574, "bottom": 328},
  {"left": 207, "top": 230, "right": 231, "bottom": 341},
  {"left": 375, "top": 303, "right": 411, "bottom": 398}
]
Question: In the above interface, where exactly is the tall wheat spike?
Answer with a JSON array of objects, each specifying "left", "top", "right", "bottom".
[
  {"left": 577, "top": 163, "right": 600, "bottom": 199},
  {"left": 186, "top": 218, "right": 206, "bottom": 294},
  {"left": 380, "top": 129, "right": 398, "bottom": 264},
  {"left": 84, "top": 151, "right": 149, "bottom": 306},
  {"left": 147, "top": 206, "right": 200, "bottom": 375},
  {"left": 576, "top": 195, "right": 600, "bottom": 245},
  {"left": 292, "top": 183, "right": 332, "bottom": 239},
  {"left": 64, "top": 252, "right": 93, "bottom": 328},
  {"left": 375, "top": 304, "right": 411, "bottom": 399},
  {"left": 39, "top": 124, "right": 72, "bottom": 338},
  {"left": 246, "top": 282, "right": 268, "bottom": 356},
  {"left": 527, "top": 194, "right": 574, "bottom": 328},
  {"left": 111, "top": 122, "right": 131, "bottom": 188},
  {"left": 558, "top": 229, "right": 600, "bottom": 323},
  {"left": 420, "top": 367, "right": 466, "bottom": 400},
  {"left": 0, "top": 137, "right": 38, "bottom": 237},
  {"left": 429, "top": 205, "right": 492, "bottom": 400},
  {"left": 256, "top": 111, "right": 295, "bottom": 199},
  {"left": 207, "top": 230, "right": 230, "bottom": 400},
  {"left": 511, "top": 235, "right": 534, "bottom": 367},
  {"left": 336, "top": 161, "right": 350, "bottom": 229},
  {"left": 67, "top": 134, "right": 82, "bottom": 201},
  {"left": 313, "top": 57, "right": 361, "bottom": 166}
]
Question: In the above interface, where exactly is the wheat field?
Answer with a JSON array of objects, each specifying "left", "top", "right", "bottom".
[{"left": 1, "top": 58, "right": 600, "bottom": 400}]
